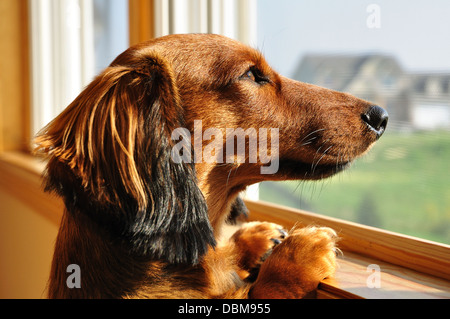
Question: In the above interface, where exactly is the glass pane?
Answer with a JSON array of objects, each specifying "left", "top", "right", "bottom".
[
  {"left": 257, "top": 0, "right": 450, "bottom": 244},
  {"left": 93, "top": 0, "right": 129, "bottom": 74}
]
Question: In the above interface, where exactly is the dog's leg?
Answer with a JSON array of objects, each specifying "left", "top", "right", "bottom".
[
  {"left": 230, "top": 221, "right": 287, "bottom": 282},
  {"left": 249, "top": 226, "right": 338, "bottom": 299},
  {"left": 200, "top": 221, "right": 286, "bottom": 298},
  {"left": 226, "top": 197, "right": 249, "bottom": 225}
]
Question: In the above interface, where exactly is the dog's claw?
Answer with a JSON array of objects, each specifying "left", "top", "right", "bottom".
[
  {"left": 271, "top": 238, "right": 282, "bottom": 245},
  {"left": 278, "top": 228, "right": 288, "bottom": 239}
]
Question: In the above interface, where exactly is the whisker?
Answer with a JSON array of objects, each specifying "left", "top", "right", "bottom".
[
  {"left": 300, "top": 128, "right": 326, "bottom": 142},
  {"left": 226, "top": 167, "right": 234, "bottom": 188},
  {"left": 311, "top": 139, "right": 332, "bottom": 173},
  {"left": 336, "top": 150, "right": 343, "bottom": 171},
  {"left": 299, "top": 129, "right": 326, "bottom": 146},
  {"left": 312, "top": 145, "right": 333, "bottom": 172}
]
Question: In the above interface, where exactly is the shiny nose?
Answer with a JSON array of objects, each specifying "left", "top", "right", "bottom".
[{"left": 361, "top": 105, "right": 389, "bottom": 139}]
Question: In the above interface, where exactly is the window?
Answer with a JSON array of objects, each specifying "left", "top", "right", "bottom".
[
  {"left": 256, "top": 0, "right": 450, "bottom": 245},
  {"left": 15, "top": 0, "right": 449, "bottom": 298},
  {"left": 29, "top": 0, "right": 129, "bottom": 136},
  {"left": 29, "top": 0, "right": 449, "bottom": 245},
  {"left": 93, "top": 0, "right": 129, "bottom": 74},
  {"left": 153, "top": 0, "right": 257, "bottom": 46}
]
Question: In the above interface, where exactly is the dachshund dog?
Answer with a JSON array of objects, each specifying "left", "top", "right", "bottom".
[{"left": 35, "top": 34, "right": 388, "bottom": 299}]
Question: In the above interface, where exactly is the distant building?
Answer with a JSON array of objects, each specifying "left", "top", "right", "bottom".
[
  {"left": 409, "top": 73, "right": 450, "bottom": 130},
  {"left": 293, "top": 54, "right": 450, "bottom": 131}
]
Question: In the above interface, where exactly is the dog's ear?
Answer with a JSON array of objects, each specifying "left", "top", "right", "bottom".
[{"left": 35, "top": 52, "right": 215, "bottom": 264}]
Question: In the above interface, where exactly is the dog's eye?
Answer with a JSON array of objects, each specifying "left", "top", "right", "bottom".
[
  {"left": 242, "top": 68, "right": 269, "bottom": 84},
  {"left": 245, "top": 70, "right": 257, "bottom": 82}
]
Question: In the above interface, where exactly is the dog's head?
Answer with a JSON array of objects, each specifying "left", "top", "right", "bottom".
[
  {"left": 35, "top": 34, "right": 387, "bottom": 265},
  {"left": 127, "top": 34, "right": 387, "bottom": 184}
]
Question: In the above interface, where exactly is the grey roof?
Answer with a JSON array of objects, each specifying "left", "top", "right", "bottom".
[{"left": 292, "top": 53, "right": 402, "bottom": 91}]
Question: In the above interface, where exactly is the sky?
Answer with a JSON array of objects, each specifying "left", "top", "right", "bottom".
[{"left": 257, "top": 0, "right": 450, "bottom": 77}]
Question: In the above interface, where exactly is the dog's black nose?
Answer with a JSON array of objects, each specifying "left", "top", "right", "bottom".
[{"left": 361, "top": 105, "right": 389, "bottom": 139}]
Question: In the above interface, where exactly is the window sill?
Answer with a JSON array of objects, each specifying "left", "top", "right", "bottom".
[
  {"left": 1, "top": 151, "right": 449, "bottom": 299},
  {"left": 0, "top": 151, "right": 63, "bottom": 226},
  {"left": 245, "top": 200, "right": 450, "bottom": 299}
]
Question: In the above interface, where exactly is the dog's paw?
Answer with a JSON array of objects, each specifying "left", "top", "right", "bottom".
[
  {"left": 231, "top": 221, "right": 287, "bottom": 278},
  {"left": 286, "top": 226, "right": 338, "bottom": 279},
  {"left": 250, "top": 226, "right": 339, "bottom": 299}
]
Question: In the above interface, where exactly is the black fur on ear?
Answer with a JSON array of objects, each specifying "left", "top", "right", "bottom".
[{"left": 35, "top": 50, "right": 215, "bottom": 265}]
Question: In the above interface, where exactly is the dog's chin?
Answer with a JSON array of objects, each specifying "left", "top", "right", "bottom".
[{"left": 276, "top": 159, "right": 351, "bottom": 181}]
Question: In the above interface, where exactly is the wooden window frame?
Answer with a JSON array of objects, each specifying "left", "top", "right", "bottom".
[
  {"left": 0, "top": 0, "right": 30, "bottom": 153},
  {"left": 245, "top": 200, "right": 450, "bottom": 299},
  {"left": 129, "top": 0, "right": 154, "bottom": 46}
]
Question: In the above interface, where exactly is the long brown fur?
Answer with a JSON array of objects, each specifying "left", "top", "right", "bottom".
[{"left": 35, "top": 34, "right": 387, "bottom": 299}]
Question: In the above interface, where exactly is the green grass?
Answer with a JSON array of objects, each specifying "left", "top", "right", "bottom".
[{"left": 260, "top": 130, "right": 450, "bottom": 244}]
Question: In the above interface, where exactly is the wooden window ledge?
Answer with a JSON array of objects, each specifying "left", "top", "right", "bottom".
[
  {"left": 1, "top": 151, "right": 449, "bottom": 299},
  {"left": 245, "top": 200, "right": 450, "bottom": 299}
]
